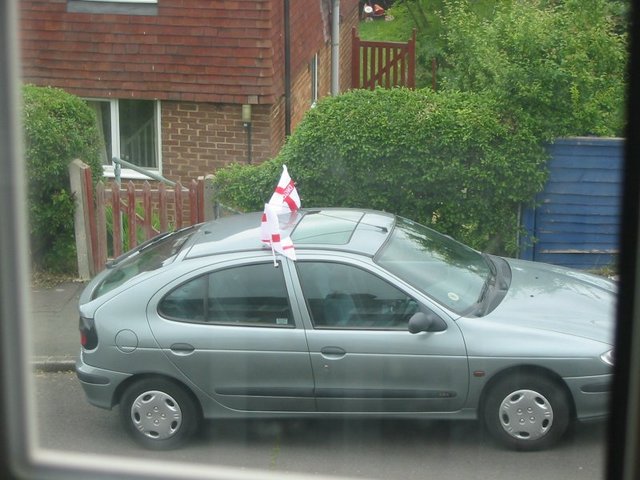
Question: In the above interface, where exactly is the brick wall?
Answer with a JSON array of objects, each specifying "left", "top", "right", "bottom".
[
  {"left": 289, "top": 1, "right": 360, "bottom": 133},
  {"left": 270, "top": 97, "right": 287, "bottom": 158},
  {"left": 339, "top": 3, "right": 360, "bottom": 93},
  {"left": 289, "top": 1, "right": 328, "bottom": 81},
  {"left": 161, "top": 102, "right": 275, "bottom": 182},
  {"left": 290, "top": 57, "right": 315, "bottom": 131}
]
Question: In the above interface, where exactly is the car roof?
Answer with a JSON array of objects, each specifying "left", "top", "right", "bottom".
[{"left": 183, "top": 208, "right": 396, "bottom": 259}]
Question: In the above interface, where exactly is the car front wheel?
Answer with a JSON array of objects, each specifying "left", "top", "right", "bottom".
[
  {"left": 120, "top": 378, "right": 200, "bottom": 450},
  {"left": 482, "top": 373, "right": 571, "bottom": 451}
]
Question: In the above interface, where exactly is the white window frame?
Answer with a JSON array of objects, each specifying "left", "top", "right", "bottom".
[{"left": 87, "top": 98, "right": 162, "bottom": 181}]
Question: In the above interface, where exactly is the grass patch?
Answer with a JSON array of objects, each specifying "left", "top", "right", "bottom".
[{"left": 359, "top": 5, "right": 417, "bottom": 42}]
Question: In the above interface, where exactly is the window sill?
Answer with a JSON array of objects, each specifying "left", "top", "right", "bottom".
[{"left": 102, "top": 165, "right": 158, "bottom": 182}]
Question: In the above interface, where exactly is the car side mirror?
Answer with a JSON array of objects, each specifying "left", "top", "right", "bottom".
[{"left": 408, "top": 311, "right": 446, "bottom": 334}]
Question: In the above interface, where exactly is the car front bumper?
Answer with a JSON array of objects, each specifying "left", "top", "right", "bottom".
[{"left": 564, "top": 373, "right": 612, "bottom": 421}]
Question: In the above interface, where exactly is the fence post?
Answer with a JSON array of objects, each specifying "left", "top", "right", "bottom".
[
  {"left": 196, "top": 177, "right": 204, "bottom": 223},
  {"left": 158, "top": 183, "right": 168, "bottom": 232},
  {"left": 202, "top": 175, "right": 216, "bottom": 221},
  {"left": 175, "top": 182, "right": 184, "bottom": 229},
  {"left": 189, "top": 180, "right": 198, "bottom": 225},
  {"left": 68, "top": 159, "right": 93, "bottom": 279},
  {"left": 126, "top": 181, "right": 137, "bottom": 249},
  {"left": 143, "top": 181, "right": 153, "bottom": 241},
  {"left": 111, "top": 183, "right": 123, "bottom": 258},
  {"left": 95, "top": 182, "right": 108, "bottom": 272}
]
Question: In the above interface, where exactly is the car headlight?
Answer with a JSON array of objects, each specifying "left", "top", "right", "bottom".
[{"left": 600, "top": 349, "right": 614, "bottom": 366}]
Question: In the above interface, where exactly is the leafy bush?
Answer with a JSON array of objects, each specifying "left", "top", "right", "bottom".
[
  {"left": 439, "top": 0, "right": 627, "bottom": 138},
  {"left": 23, "top": 85, "right": 103, "bottom": 273},
  {"left": 214, "top": 88, "right": 548, "bottom": 254}
]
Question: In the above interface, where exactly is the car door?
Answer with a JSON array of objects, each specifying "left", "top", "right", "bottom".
[
  {"left": 146, "top": 258, "right": 316, "bottom": 412},
  {"left": 290, "top": 257, "right": 469, "bottom": 413}
]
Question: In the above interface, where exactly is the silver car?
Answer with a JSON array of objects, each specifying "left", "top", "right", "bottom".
[{"left": 76, "top": 209, "right": 615, "bottom": 451}]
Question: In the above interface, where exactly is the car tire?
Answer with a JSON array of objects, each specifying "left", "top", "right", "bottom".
[
  {"left": 120, "top": 377, "right": 201, "bottom": 450},
  {"left": 482, "top": 373, "right": 571, "bottom": 451}
]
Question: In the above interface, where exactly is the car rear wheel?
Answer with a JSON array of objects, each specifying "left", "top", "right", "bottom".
[
  {"left": 482, "top": 373, "right": 571, "bottom": 451},
  {"left": 120, "top": 378, "right": 200, "bottom": 450}
]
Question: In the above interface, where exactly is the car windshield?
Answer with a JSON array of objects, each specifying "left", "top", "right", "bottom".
[
  {"left": 375, "top": 217, "right": 492, "bottom": 315},
  {"left": 92, "top": 226, "right": 197, "bottom": 299}
]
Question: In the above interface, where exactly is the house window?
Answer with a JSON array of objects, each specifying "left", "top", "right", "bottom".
[
  {"left": 67, "top": 0, "right": 158, "bottom": 15},
  {"left": 310, "top": 53, "right": 319, "bottom": 106},
  {"left": 86, "top": 99, "right": 161, "bottom": 178}
]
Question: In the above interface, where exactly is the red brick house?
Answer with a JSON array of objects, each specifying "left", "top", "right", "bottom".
[{"left": 20, "top": 0, "right": 360, "bottom": 183}]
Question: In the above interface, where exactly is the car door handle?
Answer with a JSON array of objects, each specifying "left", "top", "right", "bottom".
[
  {"left": 320, "top": 346, "right": 346, "bottom": 358},
  {"left": 170, "top": 343, "right": 195, "bottom": 355}
]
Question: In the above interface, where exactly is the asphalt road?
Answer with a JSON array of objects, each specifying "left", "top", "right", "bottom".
[{"left": 32, "top": 371, "right": 607, "bottom": 480}]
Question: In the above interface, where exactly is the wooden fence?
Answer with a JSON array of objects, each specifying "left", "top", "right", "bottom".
[
  {"left": 351, "top": 27, "right": 416, "bottom": 90},
  {"left": 70, "top": 160, "right": 214, "bottom": 278},
  {"left": 520, "top": 138, "right": 624, "bottom": 269}
]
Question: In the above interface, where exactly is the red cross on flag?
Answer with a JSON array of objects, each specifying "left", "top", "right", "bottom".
[
  {"left": 261, "top": 203, "right": 297, "bottom": 262},
  {"left": 267, "top": 165, "right": 301, "bottom": 213}
]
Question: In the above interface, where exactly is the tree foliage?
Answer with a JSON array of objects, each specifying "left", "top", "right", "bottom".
[
  {"left": 23, "top": 85, "right": 103, "bottom": 273},
  {"left": 439, "top": 0, "right": 627, "bottom": 138},
  {"left": 364, "top": 0, "right": 627, "bottom": 137},
  {"left": 214, "top": 88, "right": 548, "bottom": 254}
]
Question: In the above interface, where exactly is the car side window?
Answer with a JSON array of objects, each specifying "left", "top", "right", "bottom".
[
  {"left": 159, "top": 263, "right": 294, "bottom": 327},
  {"left": 296, "top": 261, "right": 418, "bottom": 329},
  {"left": 158, "top": 274, "right": 207, "bottom": 321}
]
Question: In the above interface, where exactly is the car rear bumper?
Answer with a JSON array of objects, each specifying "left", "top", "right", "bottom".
[
  {"left": 564, "top": 373, "right": 612, "bottom": 421},
  {"left": 75, "top": 353, "right": 131, "bottom": 410}
]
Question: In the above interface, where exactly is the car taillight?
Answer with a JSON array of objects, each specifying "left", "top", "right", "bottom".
[{"left": 79, "top": 316, "right": 98, "bottom": 350}]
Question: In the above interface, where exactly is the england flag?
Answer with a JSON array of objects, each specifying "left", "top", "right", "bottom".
[
  {"left": 261, "top": 203, "right": 297, "bottom": 261},
  {"left": 267, "top": 165, "right": 301, "bottom": 213}
]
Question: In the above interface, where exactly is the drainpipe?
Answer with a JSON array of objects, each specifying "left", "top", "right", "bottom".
[
  {"left": 284, "top": 0, "right": 292, "bottom": 136},
  {"left": 331, "top": 0, "right": 340, "bottom": 96}
]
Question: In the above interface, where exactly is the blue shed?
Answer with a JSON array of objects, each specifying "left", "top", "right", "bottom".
[{"left": 520, "top": 137, "right": 624, "bottom": 270}]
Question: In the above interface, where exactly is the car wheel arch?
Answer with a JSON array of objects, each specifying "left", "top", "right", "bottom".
[
  {"left": 478, "top": 365, "right": 576, "bottom": 420},
  {"left": 113, "top": 373, "right": 203, "bottom": 418}
]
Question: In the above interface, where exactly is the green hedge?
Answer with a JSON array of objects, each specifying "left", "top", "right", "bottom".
[
  {"left": 23, "top": 85, "right": 103, "bottom": 273},
  {"left": 213, "top": 88, "right": 548, "bottom": 255}
]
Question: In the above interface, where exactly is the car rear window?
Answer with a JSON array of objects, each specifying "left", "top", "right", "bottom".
[{"left": 92, "top": 226, "right": 197, "bottom": 299}]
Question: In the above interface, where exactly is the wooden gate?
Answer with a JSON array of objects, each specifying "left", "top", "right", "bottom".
[
  {"left": 70, "top": 160, "right": 214, "bottom": 277},
  {"left": 351, "top": 27, "right": 416, "bottom": 90}
]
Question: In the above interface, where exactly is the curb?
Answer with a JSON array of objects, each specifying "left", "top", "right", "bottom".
[{"left": 33, "top": 356, "right": 76, "bottom": 373}]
